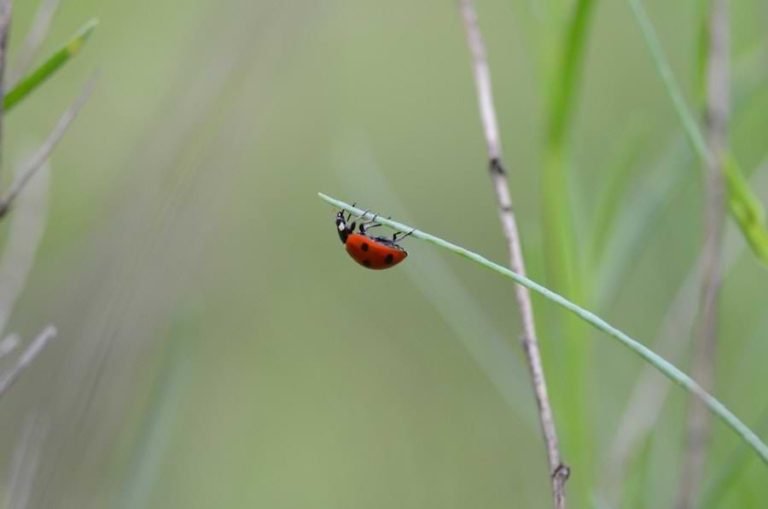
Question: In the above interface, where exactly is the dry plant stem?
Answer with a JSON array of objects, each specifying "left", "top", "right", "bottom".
[
  {"left": 0, "top": 325, "right": 56, "bottom": 399},
  {"left": 8, "top": 0, "right": 60, "bottom": 87},
  {"left": 0, "top": 74, "right": 96, "bottom": 218},
  {"left": 459, "top": 2, "right": 568, "bottom": 507},
  {"left": 678, "top": 1, "right": 729, "bottom": 507}
]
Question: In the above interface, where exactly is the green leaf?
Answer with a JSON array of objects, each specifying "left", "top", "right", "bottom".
[
  {"left": 4, "top": 18, "right": 99, "bottom": 113},
  {"left": 724, "top": 154, "right": 768, "bottom": 264}
]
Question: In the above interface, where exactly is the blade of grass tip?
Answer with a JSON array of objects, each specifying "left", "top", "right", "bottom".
[
  {"left": 317, "top": 193, "right": 768, "bottom": 466},
  {"left": 629, "top": 0, "right": 768, "bottom": 267},
  {"left": 4, "top": 18, "right": 98, "bottom": 113}
]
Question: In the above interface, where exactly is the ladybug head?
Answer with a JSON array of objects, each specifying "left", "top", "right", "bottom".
[{"left": 335, "top": 210, "right": 353, "bottom": 244}]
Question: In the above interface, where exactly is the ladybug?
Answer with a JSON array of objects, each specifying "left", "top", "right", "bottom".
[{"left": 335, "top": 209, "right": 412, "bottom": 270}]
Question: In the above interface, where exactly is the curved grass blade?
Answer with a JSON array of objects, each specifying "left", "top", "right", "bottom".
[
  {"left": 318, "top": 192, "right": 768, "bottom": 467},
  {"left": 4, "top": 18, "right": 98, "bottom": 113}
]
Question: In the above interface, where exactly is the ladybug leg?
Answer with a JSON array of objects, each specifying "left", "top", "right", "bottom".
[
  {"left": 358, "top": 213, "right": 383, "bottom": 234},
  {"left": 356, "top": 209, "right": 375, "bottom": 222},
  {"left": 359, "top": 222, "right": 382, "bottom": 234},
  {"left": 393, "top": 229, "right": 415, "bottom": 242}
]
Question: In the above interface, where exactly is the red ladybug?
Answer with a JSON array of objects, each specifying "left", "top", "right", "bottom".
[{"left": 335, "top": 209, "right": 411, "bottom": 269}]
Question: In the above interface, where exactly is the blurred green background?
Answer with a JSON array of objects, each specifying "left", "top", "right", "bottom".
[{"left": 1, "top": 0, "right": 767, "bottom": 507}]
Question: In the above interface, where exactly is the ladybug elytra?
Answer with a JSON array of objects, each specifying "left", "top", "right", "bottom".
[{"left": 335, "top": 209, "right": 411, "bottom": 270}]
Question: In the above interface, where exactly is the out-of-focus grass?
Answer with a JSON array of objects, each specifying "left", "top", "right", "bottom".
[
  {"left": 630, "top": 0, "right": 768, "bottom": 267},
  {"left": 0, "top": 0, "right": 765, "bottom": 508},
  {"left": 539, "top": 2, "right": 598, "bottom": 504}
]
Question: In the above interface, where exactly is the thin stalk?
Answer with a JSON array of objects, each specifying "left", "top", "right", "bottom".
[
  {"left": 318, "top": 192, "right": 768, "bottom": 467},
  {"left": 677, "top": 1, "right": 729, "bottom": 507},
  {"left": 459, "top": 2, "right": 568, "bottom": 507}
]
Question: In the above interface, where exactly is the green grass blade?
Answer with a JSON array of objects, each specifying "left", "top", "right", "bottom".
[
  {"left": 541, "top": 0, "right": 597, "bottom": 295},
  {"left": 541, "top": 3, "right": 599, "bottom": 498},
  {"left": 318, "top": 192, "right": 768, "bottom": 467},
  {"left": 628, "top": 0, "right": 768, "bottom": 266},
  {"left": 4, "top": 18, "right": 98, "bottom": 113},
  {"left": 724, "top": 154, "right": 768, "bottom": 264}
]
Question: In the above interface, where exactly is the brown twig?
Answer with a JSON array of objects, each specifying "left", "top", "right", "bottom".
[
  {"left": 0, "top": 325, "right": 56, "bottom": 399},
  {"left": 677, "top": 1, "right": 729, "bottom": 507},
  {"left": 459, "top": 1, "right": 568, "bottom": 508},
  {"left": 0, "top": 74, "right": 96, "bottom": 219},
  {"left": 8, "top": 0, "right": 60, "bottom": 88}
]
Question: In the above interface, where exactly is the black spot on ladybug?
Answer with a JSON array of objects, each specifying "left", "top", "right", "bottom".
[
  {"left": 362, "top": 259, "right": 371, "bottom": 267},
  {"left": 361, "top": 242, "right": 369, "bottom": 252},
  {"left": 385, "top": 254, "right": 394, "bottom": 265}
]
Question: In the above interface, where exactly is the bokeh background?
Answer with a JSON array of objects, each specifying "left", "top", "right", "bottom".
[{"left": 1, "top": 0, "right": 767, "bottom": 507}]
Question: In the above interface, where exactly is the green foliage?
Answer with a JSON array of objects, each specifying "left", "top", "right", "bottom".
[
  {"left": 4, "top": 18, "right": 98, "bottom": 112},
  {"left": 629, "top": 0, "right": 768, "bottom": 267},
  {"left": 724, "top": 154, "right": 768, "bottom": 264},
  {"left": 541, "top": 2, "right": 599, "bottom": 502}
]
